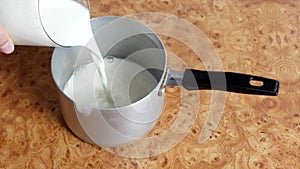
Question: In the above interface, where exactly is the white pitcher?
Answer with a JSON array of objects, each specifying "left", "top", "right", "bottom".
[{"left": 0, "top": 0, "right": 90, "bottom": 47}]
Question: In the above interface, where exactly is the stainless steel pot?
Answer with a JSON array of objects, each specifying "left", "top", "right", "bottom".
[{"left": 51, "top": 16, "right": 279, "bottom": 147}]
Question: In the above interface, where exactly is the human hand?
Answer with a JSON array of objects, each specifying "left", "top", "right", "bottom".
[{"left": 0, "top": 24, "right": 14, "bottom": 54}]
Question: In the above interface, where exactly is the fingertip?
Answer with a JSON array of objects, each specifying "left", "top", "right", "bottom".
[{"left": 0, "top": 40, "right": 14, "bottom": 54}]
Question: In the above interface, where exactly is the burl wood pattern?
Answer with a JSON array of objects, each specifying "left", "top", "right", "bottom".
[{"left": 1, "top": 0, "right": 299, "bottom": 168}]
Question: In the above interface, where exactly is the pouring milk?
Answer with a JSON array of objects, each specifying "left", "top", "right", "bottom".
[
  {"left": 40, "top": 0, "right": 158, "bottom": 109},
  {"left": 1, "top": 0, "right": 158, "bottom": 109},
  {"left": 1, "top": 0, "right": 110, "bottom": 101},
  {"left": 39, "top": 0, "right": 110, "bottom": 98}
]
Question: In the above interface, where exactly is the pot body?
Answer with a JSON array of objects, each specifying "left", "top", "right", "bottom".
[{"left": 51, "top": 16, "right": 167, "bottom": 147}]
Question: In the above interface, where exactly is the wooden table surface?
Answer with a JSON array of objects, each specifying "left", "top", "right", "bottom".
[{"left": 1, "top": 0, "right": 299, "bottom": 168}]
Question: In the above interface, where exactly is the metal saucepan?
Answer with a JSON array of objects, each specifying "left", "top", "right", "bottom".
[{"left": 51, "top": 16, "right": 279, "bottom": 147}]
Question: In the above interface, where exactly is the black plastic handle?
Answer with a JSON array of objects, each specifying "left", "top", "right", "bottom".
[{"left": 182, "top": 69, "right": 279, "bottom": 96}]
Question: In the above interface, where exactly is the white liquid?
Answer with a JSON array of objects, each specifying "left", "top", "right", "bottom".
[{"left": 63, "top": 57, "right": 158, "bottom": 110}]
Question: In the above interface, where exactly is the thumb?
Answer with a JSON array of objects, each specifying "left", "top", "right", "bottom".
[{"left": 0, "top": 24, "right": 14, "bottom": 54}]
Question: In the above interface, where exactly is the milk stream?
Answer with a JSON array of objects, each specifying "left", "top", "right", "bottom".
[
  {"left": 39, "top": 0, "right": 110, "bottom": 99},
  {"left": 63, "top": 57, "right": 158, "bottom": 110},
  {"left": 2, "top": 0, "right": 140, "bottom": 106}
]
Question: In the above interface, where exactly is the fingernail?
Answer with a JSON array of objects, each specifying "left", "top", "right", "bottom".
[{"left": 0, "top": 41, "right": 14, "bottom": 54}]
